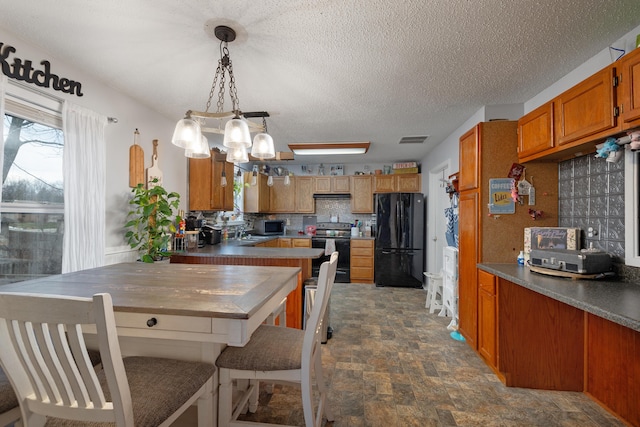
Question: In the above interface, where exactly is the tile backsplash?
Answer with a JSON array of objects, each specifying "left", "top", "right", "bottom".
[{"left": 558, "top": 154, "right": 625, "bottom": 262}]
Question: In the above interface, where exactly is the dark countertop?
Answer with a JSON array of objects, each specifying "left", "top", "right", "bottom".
[
  {"left": 174, "top": 238, "right": 324, "bottom": 259},
  {"left": 479, "top": 263, "right": 640, "bottom": 332}
]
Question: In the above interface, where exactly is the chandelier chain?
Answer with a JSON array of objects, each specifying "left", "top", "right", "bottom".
[
  {"left": 227, "top": 59, "right": 240, "bottom": 113},
  {"left": 216, "top": 62, "right": 227, "bottom": 114},
  {"left": 205, "top": 61, "right": 222, "bottom": 113}
]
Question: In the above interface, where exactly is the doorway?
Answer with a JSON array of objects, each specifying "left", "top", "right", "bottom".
[{"left": 427, "top": 161, "right": 451, "bottom": 275}]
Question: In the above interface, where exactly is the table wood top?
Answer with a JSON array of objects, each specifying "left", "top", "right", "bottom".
[{"left": 0, "top": 263, "right": 300, "bottom": 320}]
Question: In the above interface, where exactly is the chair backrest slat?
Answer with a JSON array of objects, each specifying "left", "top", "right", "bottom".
[{"left": 65, "top": 324, "right": 106, "bottom": 407}]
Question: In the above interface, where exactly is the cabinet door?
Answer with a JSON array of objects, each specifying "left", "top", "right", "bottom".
[
  {"left": 243, "top": 172, "right": 270, "bottom": 213},
  {"left": 459, "top": 126, "right": 479, "bottom": 192},
  {"left": 478, "top": 269, "right": 497, "bottom": 368},
  {"left": 373, "top": 175, "right": 395, "bottom": 193},
  {"left": 295, "top": 176, "right": 315, "bottom": 213},
  {"left": 518, "top": 102, "right": 554, "bottom": 159},
  {"left": 332, "top": 176, "right": 350, "bottom": 193},
  {"left": 269, "top": 177, "right": 296, "bottom": 212},
  {"left": 211, "top": 159, "right": 234, "bottom": 211},
  {"left": 314, "top": 176, "right": 331, "bottom": 193},
  {"left": 620, "top": 48, "right": 640, "bottom": 130},
  {"left": 396, "top": 174, "right": 421, "bottom": 193},
  {"left": 555, "top": 66, "right": 617, "bottom": 146},
  {"left": 278, "top": 238, "right": 292, "bottom": 248},
  {"left": 350, "top": 175, "right": 373, "bottom": 213},
  {"left": 292, "top": 238, "right": 311, "bottom": 248},
  {"left": 188, "top": 154, "right": 213, "bottom": 211},
  {"left": 458, "top": 190, "right": 478, "bottom": 348}
]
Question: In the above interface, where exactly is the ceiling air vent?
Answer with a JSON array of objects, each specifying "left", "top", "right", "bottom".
[{"left": 398, "top": 135, "right": 429, "bottom": 144}]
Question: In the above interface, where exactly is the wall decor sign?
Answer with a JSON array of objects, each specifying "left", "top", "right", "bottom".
[
  {"left": 0, "top": 42, "right": 84, "bottom": 97},
  {"left": 488, "top": 178, "right": 515, "bottom": 214}
]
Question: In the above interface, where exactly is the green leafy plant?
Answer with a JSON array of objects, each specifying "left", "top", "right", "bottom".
[{"left": 125, "top": 180, "right": 181, "bottom": 263}]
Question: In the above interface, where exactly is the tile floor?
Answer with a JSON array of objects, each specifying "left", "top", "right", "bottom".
[{"left": 176, "top": 283, "right": 626, "bottom": 426}]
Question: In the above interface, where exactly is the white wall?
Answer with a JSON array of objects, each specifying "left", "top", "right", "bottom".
[{"left": 0, "top": 28, "right": 187, "bottom": 264}]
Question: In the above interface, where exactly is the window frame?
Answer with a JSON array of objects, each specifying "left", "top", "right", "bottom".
[{"left": 624, "top": 148, "right": 640, "bottom": 267}]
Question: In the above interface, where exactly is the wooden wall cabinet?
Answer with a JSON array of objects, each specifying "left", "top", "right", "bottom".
[
  {"left": 315, "top": 176, "right": 350, "bottom": 193},
  {"left": 295, "top": 176, "right": 315, "bottom": 213},
  {"left": 350, "top": 239, "right": 374, "bottom": 283},
  {"left": 518, "top": 64, "right": 621, "bottom": 163},
  {"left": 188, "top": 152, "right": 234, "bottom": 211},
  {"left": 350, "top": 175, "right": 373, "bottom": 213},
  {"left": 269, "top": 177, "right": 296, "bottom": 213},
  {"left": 243, "top": 172, "right": 270, "bottom": 213},
  {"left": 517, "top": 102, "right": 554, "bottom": 160},
  {"left": 619, "top": 47, "right": 640, "bottom": 130},
  {"left": 477, "top": 269, "right": 497, "bottom": 369},
  {"left": 458, "top": 127, "right": 479, "bottom": 191},
  {"left": 373, "top": 174, "right": 421, "bottom": 193},
  {"left": 555, "top": 66, "right": 618, "bottom": 147}
]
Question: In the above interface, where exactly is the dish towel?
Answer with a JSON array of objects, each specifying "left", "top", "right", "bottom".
[{"left": 325, "top": 238, "right": 336, "bottom": 256}]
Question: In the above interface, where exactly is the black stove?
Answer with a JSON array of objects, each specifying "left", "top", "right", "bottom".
[
  {"left": 314, "top": 222, "right": 352, "bottom": 239},
  {"left": 311, "top": 222, "right": 351, "bottom": 282}
]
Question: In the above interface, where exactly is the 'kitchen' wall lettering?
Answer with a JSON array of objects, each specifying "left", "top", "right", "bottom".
[{"left": 0, "top": 42, "right": 83, "bottom": 97}]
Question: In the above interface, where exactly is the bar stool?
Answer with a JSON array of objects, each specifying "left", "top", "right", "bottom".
[{"left": 423, "top": 271, "right": 443, "bottom": 314}]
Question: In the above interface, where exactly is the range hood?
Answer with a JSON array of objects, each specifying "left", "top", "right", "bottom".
[{"left": 313, "top": 193, "right": 351, "bottom": 200}]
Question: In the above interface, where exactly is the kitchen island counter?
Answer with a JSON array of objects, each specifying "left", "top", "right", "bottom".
[
  {"left": 171, "top": 241, "right": 324, "bottom": 260},
  {"left": 171, "top": 241, "right": 324, "bottom": 329}
]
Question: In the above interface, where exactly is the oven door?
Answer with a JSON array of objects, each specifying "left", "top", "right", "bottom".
[{"left": 311, "top": 238, "right": 350, "bottom": 283}]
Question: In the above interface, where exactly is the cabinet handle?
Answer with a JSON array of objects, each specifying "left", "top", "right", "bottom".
[{"left": 146, "top": 317, "right": 158, "bottom": 327}]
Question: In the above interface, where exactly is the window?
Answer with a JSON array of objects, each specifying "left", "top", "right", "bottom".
[
  {"left": 625, "top": 148, "right": 640, "bottom": 267},
  {"left": 1, "top": 85, "right": 64, "bottom": 284}
]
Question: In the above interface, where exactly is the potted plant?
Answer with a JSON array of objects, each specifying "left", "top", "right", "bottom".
[{"left": 125, "top": 179, "right": 181, "bottom": 263}]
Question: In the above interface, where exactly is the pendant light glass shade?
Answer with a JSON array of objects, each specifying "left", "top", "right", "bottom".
[
  {"left": 251, "top": 132, "right": 276, "bottom": 159},
  {"left": 226, "top": 145, "right": 249, "bottom": 163},
  {"left": 223, "top": 118, "right": 252, "bottom": 148},
  {"left": 172, "top": 118, "right": 201, "bottom": 149},
  {"left": 185, "top": 134, "right": 211, "bottom": 158}
]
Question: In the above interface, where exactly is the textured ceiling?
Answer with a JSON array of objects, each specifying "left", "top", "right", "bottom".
[{"left": 1, "top": 1, "right": 640, "bottom": 165}]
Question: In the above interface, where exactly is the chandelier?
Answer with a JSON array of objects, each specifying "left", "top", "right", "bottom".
[{"left": 171, "top": 25, "right": 275, "bottom": 162}]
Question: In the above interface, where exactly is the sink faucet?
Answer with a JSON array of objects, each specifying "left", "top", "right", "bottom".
[{"left": 235, "top": 225, "right": 246, "bottom": 240}]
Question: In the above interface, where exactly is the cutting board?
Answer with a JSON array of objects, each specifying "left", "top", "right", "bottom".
[
  {"left": 129, "top": 129, "right": 144, "bottom": 187},
  {"left": 146, "top": 139, "right": 163, "bottom": 188}
]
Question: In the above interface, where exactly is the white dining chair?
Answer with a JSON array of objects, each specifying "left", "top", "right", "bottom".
[
  {"left": 0, "top": 292, "right": 216, "bottom": 427},
  {"left": 216, "top": 252, "right": 338, "bottom": 427}
]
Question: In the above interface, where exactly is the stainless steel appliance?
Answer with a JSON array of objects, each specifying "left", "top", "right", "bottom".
[
  {"left": 311, "top": 222, "right": 351, "bottom": 283},
  {"left": 254, "top": 219, "right": 286, "bottom": 235},
  {"left": 375, "top": 193, "right": 425, "bottom": 288}
]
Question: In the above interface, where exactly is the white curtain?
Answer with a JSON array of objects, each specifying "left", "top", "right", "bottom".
[
  {"left": 62, "top": 101, "right": 107, "bottom": 273},
  {"left": 0, "top": 75, "right": 6, "bottom": 216}
]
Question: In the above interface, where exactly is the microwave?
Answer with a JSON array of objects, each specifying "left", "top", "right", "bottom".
[{"left": 254, "top": 219, "right": 286, "bottom": 235}]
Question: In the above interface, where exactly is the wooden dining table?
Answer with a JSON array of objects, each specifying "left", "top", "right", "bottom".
[{"left": 0, "top": 262, "right": 301, "bottom": 426}]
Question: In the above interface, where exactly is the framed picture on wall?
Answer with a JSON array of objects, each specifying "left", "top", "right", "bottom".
[{"left": 329, "top": 164, "right": 344, "bottom": 176}]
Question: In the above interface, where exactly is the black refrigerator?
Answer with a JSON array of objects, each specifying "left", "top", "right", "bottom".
[{"left": 374, "top": 193, "right": 425, "bottom": 288}]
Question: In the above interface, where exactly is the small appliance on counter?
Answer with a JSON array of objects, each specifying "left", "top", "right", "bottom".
[
  {"left": 529, "top": 248, "right": 612, "bottom": 275},
  {"left": 201, "top": 225, "right": 221, "bottom": 245}
]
